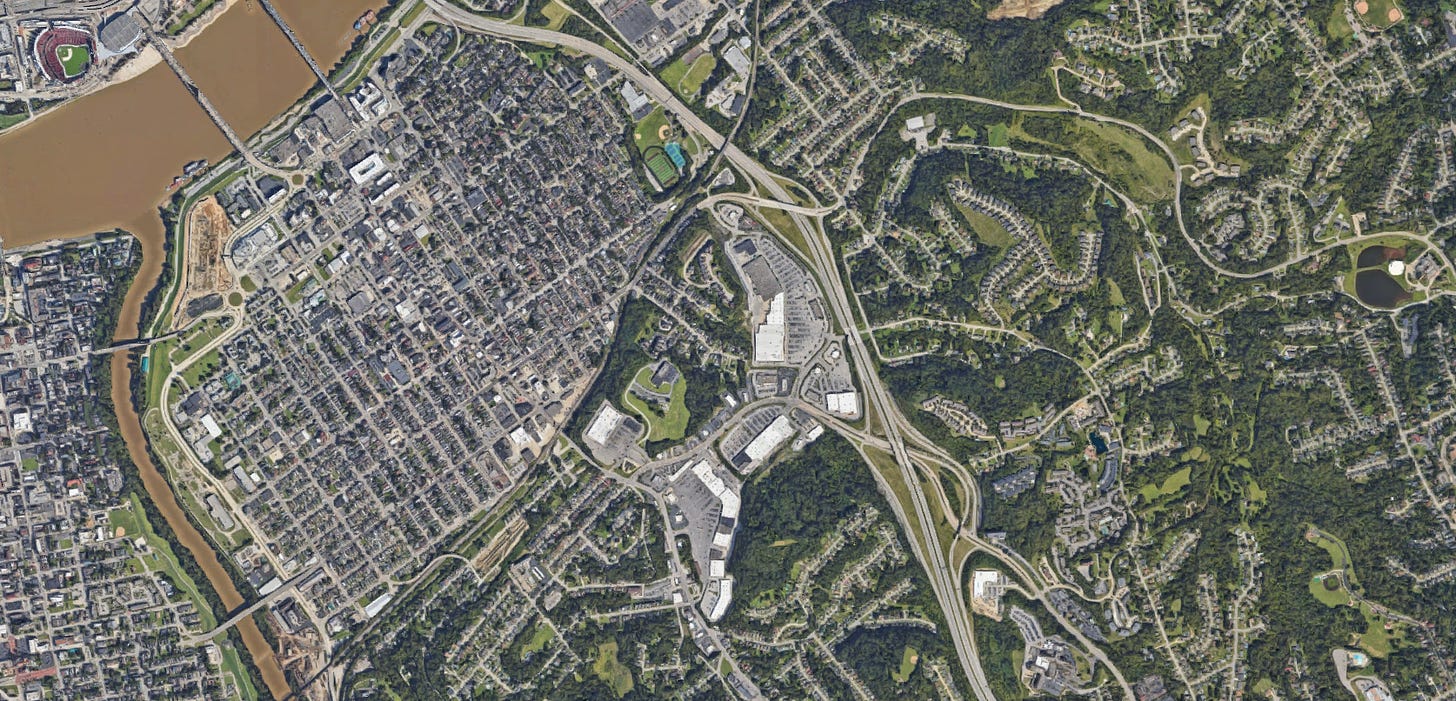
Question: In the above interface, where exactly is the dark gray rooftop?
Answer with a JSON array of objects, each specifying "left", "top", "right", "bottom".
[
  {"left": 611, "top": 1, "right": 660, "bottom": 45},
  {"left": 98, "top": 13, "right": 142, "bottom": 53}
]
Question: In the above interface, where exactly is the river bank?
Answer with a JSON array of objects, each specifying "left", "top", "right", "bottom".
[{"left": 0, "top": 0, "right": 390, "bottom": 698}]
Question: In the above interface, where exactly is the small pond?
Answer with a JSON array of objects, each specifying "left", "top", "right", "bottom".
[
  {"left": 1356, "top": 245, "right": 1403, "bottom": 268},
  {"left": 1354, "top": 269, "right": 1411, "bottom": 308}
]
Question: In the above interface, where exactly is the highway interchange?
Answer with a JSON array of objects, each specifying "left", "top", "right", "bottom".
[{"left": 418, "top": 1, "right": 1011, "bottom": 696}]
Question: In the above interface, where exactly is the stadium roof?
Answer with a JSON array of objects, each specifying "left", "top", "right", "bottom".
[{"left": 98, "top": 14, "right": 142, "bottom": 54}]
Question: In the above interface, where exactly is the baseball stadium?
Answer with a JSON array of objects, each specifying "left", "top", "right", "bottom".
[{"left": 31, "top": 24, "right": 94, "bottom": 83}]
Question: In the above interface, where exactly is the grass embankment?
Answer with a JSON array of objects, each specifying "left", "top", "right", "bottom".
[
  {"left": 1325, "top": 2, "right": 1355, "bottom": 41},
  {"left": 621, "top": 365, "right": 689, "bottom": 442},
  {"left": 538, "top": 0, "right": 571, "bottom": 30},
  {"left": 1051, "top": 118, "right": 1175, "bottom": 202},
  {"left": 397, "top": 0, "right": 427, "bottom": 26},
  {"left": 339, "top": 27, "right": 401, "bottom": 92},
  {"left": 955, "top": 205, "right": 1015, "bottom": 248},
  {"left": 0, "top": 112, "right": 29, "bottom": 132},
  {"left": 221, "top": 645, "right": 259, "bottom": 701},
  {"left": 166, "top": 0, "right": 218, "bottom": 35}
]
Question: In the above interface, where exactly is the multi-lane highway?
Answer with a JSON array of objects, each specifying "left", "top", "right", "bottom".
[{"left": 417, "top": 2, "right": 1000, "bottom": 697}]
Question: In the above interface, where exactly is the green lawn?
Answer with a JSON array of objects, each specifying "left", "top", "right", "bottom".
[
  {"left": 1304, "top": 525, "right": 1408, "bottom": 659},
  {"left": 1060, "top": 118, "right": 1176, "bottom": 202},
  {"left": 892, "top": 646, "right": 920, "bottom": 683},
  {"left": 539, "top": 0, "right": 571, "bottom": 30},
  {"left": 678, "top": 55, "right": 717, "bottom": 97},
  {"left": 1357, "top": 602, "right": 1403, "bottom": 656},
  {"left": 0, "top": 112, "right": 28, "bottom": 132},
  {"left": 181, "top": 349, "right": 222, "bottom": 387},
  {"left": 987, "top": 122, "right": 1011, "bottom": 147},
  {"left": 221, "top": 645, "right": 259, "bottom": 701},
  {"left": 172, "top": 318, "right": 230, "bottom": 366},
  {"left": 1139, "top": 467, "right": 1191, "bottom": 501},
  {"left": 955, "top": 205, "right": 1016, "bottom": 247},
  {"left": 56, "top": 44, "right": 90, "bottom": 78},
  {"left": 144, "top": 339, "right": 176, "bottom": 410},
  {"left": 522, "top": 622, "right": 555, "bottom": 656},
  {"left": 632, "top": 365, "right": 671, "bottom": 393},
  {"left": 633, "top": 108, "right": 670, "bottom": 153},
  {"left": 1245, "top": 477, "right": 1267, "bottom": 505},
  {"left": 593, "top": 641, "right": 634, "bottom": 697},
  {"left": 622, "top": 365, "right": 689, "bottom": 442},
  {"left": 1325, "top": 1, "right": 1355, "bottom": 41},
  {"left": 1106, "top": 279, "right": 1126, "bottom": 306},
  {"left": 660, "top": 58, "right": 690, "bottom": 91}
]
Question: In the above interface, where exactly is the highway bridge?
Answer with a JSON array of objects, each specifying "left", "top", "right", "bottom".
[
  {"left": 255, "top": 0, "right": 359, "bottom": 120},
  {"left": 87, "top": 329, "right": 187, "bottom": 357},
  {"left": 134, "top": 12, "right": 292, "bottom": 177},
  {"left": 181, "top": 567, "right": 324, "bottom": 647}
]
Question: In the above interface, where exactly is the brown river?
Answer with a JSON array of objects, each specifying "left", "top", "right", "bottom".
[{"left": 0, "top": 0, "right": 384, "bottom": 697}]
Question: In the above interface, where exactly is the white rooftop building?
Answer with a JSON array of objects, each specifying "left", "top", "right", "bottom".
[
  {"left": 753, "top": 292, "right": 787, "bottom": 364},
  {"left": 743, "top": 415, "right": 794, "bottom": 462},
  {"left": 620, "top": 81, "right": 652, "bottom": 116},
  {"left": 199, "top": 414, "right": 223, "bottom": 439},
  {"left": 704, "top": 579, "right": 734, "bottom": 621},
  {"left": 347, "top": 153, "right": 387, "bottom": 184},
  {"left": 825, "top": 391, "right": 860, "bottom": 417},
  {"left": 585, "top": 403, "right": 629, "bottom": 446},
  {"left": 723, "top": 43, "right": 751, "bottom": 77}
]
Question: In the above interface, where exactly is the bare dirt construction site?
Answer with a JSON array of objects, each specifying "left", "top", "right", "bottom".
[
  {"left": 987, "top": 0, "right": 1066, "bottom": 20},
  {"left": 276, "top": 628, "right": 328, "bottom": 701},
  {"left": 174, "top": 195, "right": 235, "bottom": 329}
]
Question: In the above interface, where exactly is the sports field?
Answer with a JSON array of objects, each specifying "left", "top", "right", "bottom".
[
  {"left": 56, "top": 44, "right": 90, "bottom": 79},
  {"left": 1354, "top": 0, "right": 1404, "bottom": 28},
  {"left": 643, "top": 147, "right": 679, "bottom": 188},
  {"left": 633, "top": 107, "right": 670, "bottom": 151}
]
